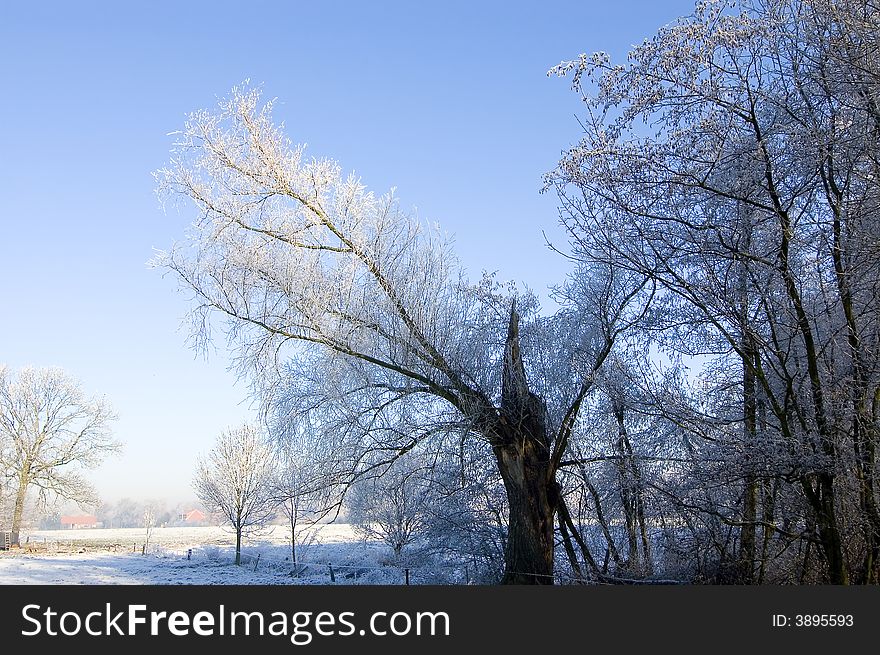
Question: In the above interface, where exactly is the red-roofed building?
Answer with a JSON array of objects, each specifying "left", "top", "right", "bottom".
[
  {"left": 60, "top": 514, "right": 99, "bottom": 529},
  {"left": 180, "top": 509, "right": 206, "bottom": 524}
]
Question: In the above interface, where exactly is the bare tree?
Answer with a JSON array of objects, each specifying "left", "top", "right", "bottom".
[
  {"left": 272, "top": 445, "right": 326, "bottom": 573},
  {"left": 155, "top": 86, "right": 648, "bottom": 583},
  {"left": 348, "top": 459, "right": 434, "bottom": 562},
  {"left": 194, "top": 424, "right": 277, "bottom": 565},
  {"left": 0, "top": 366, "right": 118, "bottom": 536},
  {"left": 0, "top": 366, "right": 12, "bottom": 523},
  {"left": 421, "top": 430, "right": 509, "bottom": 583},
  {"left": 142, "top": 505, "right": 156, "bottom": 555},
  {"left": 548, "top": 0, "right": 880, "bottom": 583}
]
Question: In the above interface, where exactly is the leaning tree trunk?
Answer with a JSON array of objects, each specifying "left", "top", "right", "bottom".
[{"left": 495, "top": 301, "right": 558, "bottom": 584}]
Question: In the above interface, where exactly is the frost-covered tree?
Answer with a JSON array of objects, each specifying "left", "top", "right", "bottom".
[
  {"left": 0, "top": 366, "right": 118, "bottom": 536},
  {"left": 548, "top": 0, "right": 880, "bottom": 583},
  {"left": 142, "top": 505, "right": 156, "bottom": 555},
  {"left": 0, "top": 366, "right": 12, "bottom": 521},
  {"left": 193, "top": 424, "right": 277, "bottom": 565},
  {"left": 271, "top": 444, "right": 326, "bottom": 573},
  {"left": 348, "top": 460, "right": 434, "bottom": 561},
  {"left": 420, "top": 433, "right": 509, "bottom": 583},
  {"left": 155, "top": 85, "right": 648, "bottom": 583}
]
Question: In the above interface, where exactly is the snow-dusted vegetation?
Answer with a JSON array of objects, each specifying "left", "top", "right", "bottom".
[
  {"left": 4, "top": 0, "right": 880, "bottom": 588},
  {"left": 0, "top": 525, "right": 457, "bottom": 585}
]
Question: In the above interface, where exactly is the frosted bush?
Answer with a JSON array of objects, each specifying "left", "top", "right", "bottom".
[{"left": 202, "top": 545, "right": 221, "bottom": 560}]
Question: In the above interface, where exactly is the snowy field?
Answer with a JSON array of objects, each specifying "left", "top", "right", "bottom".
[{"left": 0, "top": 524, "right": 436, "bottom": 585}]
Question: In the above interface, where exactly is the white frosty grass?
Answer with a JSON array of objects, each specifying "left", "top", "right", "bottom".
[
  {"left": 0, "top": 524, "right": 421, "bottom": 585},
  {"left": 18, "top": 524, "right": 358, "bottom": 550}
]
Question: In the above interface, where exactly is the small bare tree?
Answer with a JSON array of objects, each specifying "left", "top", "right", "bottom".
[
  {"left": 348, "top": 462, "right": 434, "bottom": 562},
  {"left": 142, "top": 505, "right": 156, "bottom": 555},
  {"left": 272, "top": 447, "right": 325, "bottom": 574},
  {"left": 0, "top": 366, "right": 118, "bottom": 535},
  {"left": 194, "top": 424, "right": 277, "bottom": 565}
]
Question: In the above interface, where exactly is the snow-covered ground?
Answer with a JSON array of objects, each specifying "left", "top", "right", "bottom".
[
  {"left": 17, "top": 524, "right": 359, "bottom": 551},
  {"left": 0, "top": 524, "right": 421, "bottom": 585}
]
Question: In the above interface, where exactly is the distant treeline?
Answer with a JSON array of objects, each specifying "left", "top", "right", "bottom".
[{"left": 38, "top": 499, "right": 209, "bottom": 530}]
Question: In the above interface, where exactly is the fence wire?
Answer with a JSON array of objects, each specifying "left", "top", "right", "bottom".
[{"left": 10, "top": 535, "right": 680, "bottom": 585}]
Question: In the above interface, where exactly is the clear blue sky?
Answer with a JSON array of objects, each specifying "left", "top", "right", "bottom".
[{"left": 0, "top": 1, "right": 697, "bottom": 505}]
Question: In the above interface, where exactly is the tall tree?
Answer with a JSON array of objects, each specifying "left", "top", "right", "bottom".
[
  {"left": 194, "top": 424, "right": 277, "bottom": 566},
  {"left": 0, "top": 366, "right": 118, "bottom": 535},
  {"left": 155, "top": 85, "right": 648, "bottom": 583},
  {"left": 548, "top": 0, "right": 880, "bottom": 583}
]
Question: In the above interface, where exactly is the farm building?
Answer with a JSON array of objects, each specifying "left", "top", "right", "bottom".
[
  {"left": 60, "top": 514, "right": 100, "bottom": 529},
  {"left": 179, "top": 509, "right": 207, "bottom": 524}
]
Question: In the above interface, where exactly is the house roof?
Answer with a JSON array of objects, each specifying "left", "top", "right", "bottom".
[
  {"left": 184, "top": 509, "right": 206, "bottom": 521},
  {"left": 60, "top": 514, "right": 98, "bottom": 524}
]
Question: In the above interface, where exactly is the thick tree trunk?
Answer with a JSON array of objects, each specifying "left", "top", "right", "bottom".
[
  {"left": 496, "top": 439, "right": 557, "bottom": 584},
  {"left": 235, "top": 528, "right": 242, "bottom": 566},
  {"left": 495, "top": 300, "right": 557, "bottom": 584},
  {"left": 11, "top": 469, "right": 29, "bottom": 535}
]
